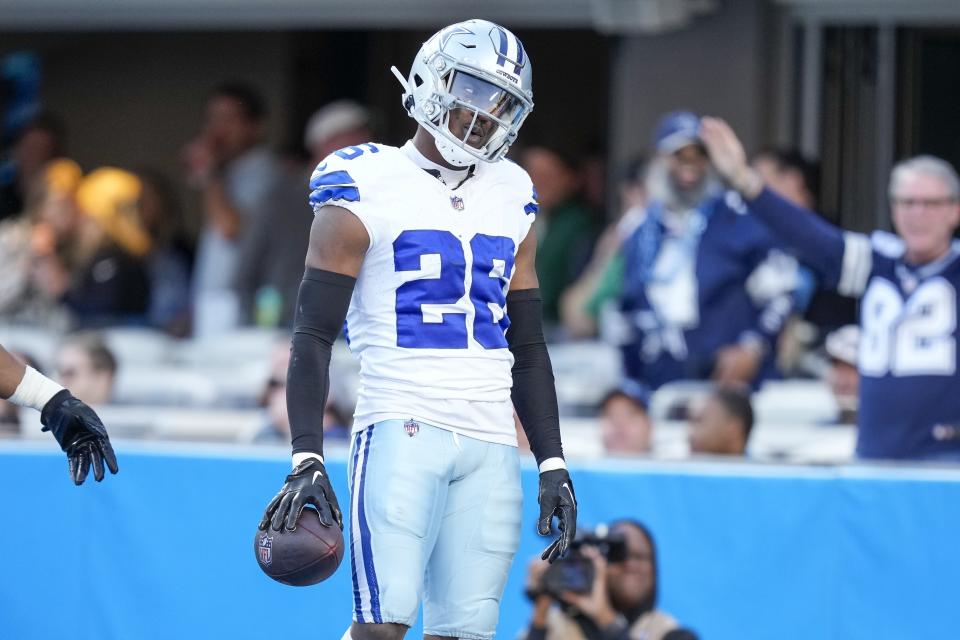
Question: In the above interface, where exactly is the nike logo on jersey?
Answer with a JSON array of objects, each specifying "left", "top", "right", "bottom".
[{"left": 312, "top": 471, "right": 324, "bottom": 484}]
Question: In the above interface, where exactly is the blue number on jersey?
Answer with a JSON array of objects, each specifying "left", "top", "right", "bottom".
[
  {"left": 393, "top": 230, "right": 515, "bottom": 349},
  {"left": 394, "top": 230, "right": 468, "bottom": 349},
  {"left": 470, "top": 234, "right": 516, "bottom": 348},
  {"left": 334, "top": 143, "right": 379, "bottom": 160}
]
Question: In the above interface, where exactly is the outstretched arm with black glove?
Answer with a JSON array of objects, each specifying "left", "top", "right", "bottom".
[
  {"left": 508, "top": 228, "right": 578, "bottom": 564},
  {"left": 258, "top": 205, "right": 369, "bottom": 533},
  {"left": 0, "top": 344, "right": 118, "bottom": 485}
]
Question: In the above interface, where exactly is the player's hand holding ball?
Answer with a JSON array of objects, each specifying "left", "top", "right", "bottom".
[
  {"left": 41, "top": 390, "right": 119, "bottom": 485},
  {"left": 256, "top": 457, "right": 345, "bottom": 586},
  {"left": 261, "top": 457, "right": 342, "bottom": 531},
  {"left": 537, "top": 468, "right": 578, "bottom": 563}
]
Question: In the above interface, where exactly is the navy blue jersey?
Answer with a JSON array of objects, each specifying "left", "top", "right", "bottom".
[
  {"left": 619, "top": 192, "right": 801, "bottom": 390},
  {"left": 748, "top": 187, "right": 960, "bottom": 460}
]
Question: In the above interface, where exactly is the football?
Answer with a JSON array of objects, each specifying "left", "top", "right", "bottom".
[{"left": 254, "top": 508, "right": 345, "bottom": 586}]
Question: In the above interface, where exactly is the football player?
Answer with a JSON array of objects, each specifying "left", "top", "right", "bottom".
[
  {"left": 258, "top": 19, "right": 577, "bottom": 640},
  {"left": 0, "top": 344, "right": 118, "bottom": 484},
  {"left": 701, "top": 117, "right": 960, "bottom": 461}
]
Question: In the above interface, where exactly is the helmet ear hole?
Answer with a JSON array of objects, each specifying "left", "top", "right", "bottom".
[{"left": 413, "top": 74, "right": 424, "bottom": 87}]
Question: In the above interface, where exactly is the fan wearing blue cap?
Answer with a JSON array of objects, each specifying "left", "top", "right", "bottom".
[{"left": 616, "top": 110, "right": 806, "bottom": 391}]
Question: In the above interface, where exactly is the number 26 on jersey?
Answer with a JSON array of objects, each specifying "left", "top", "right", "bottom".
[{"left": 394, "top": 229, "right": 515, "bottom": 350}]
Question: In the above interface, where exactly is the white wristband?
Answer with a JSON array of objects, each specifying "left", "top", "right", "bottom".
[
  {"left": 8, "top": 366, "right": 64, "bottom": 412},
  {"left": 292, "top": 452, "right": 324, "bottom": 469},
  {"left": 538, "top": 457, "right": 567, "bottom": 473}
]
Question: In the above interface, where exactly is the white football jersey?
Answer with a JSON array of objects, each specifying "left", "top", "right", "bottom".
[{"left": 308, "top": 141, "right": 538, "bottom": 445}]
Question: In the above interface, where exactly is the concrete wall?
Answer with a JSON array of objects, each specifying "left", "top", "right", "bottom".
[
  {"left": 2, "top": 10, "right": 786, "bottom": 223},
  {"left": 1, "top": 31, "right": 294, "bottom": 228},
  {"left": 608, "top": 0, "right": 779, "bottom": 169}
]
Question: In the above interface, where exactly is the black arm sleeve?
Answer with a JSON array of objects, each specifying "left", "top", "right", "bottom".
[
  {"left": 288, "top": 267, "right": 356, "bottom": 455},
  {"left": 506, "top": 288, "right": 564, "bottom": 466}
]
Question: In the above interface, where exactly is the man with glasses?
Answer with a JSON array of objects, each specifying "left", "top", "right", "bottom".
[
  {"left": 701, "top": 117, "right": 960, "bottom": 461},
  {"left": 0, "top": 342, "right": 117, "bottom": 484}
]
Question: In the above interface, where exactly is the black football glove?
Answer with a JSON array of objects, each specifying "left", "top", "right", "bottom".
[
  {"left": 537, "top": 468, "right": 577, "bottom": 563},
  {"left": 259, "top": 457, "right": 343, "bottom": 532},
  {"left": 41, "top": 389, "right": 119, "bottom": 486}
]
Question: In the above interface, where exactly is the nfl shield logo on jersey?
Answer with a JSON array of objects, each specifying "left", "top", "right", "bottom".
[
  {"left": 450, "top": 196, "right": 465, "bottom": 210},
  {"left": 404, "top": 419, "right": 420, "bottom": 437},
  {"left": 258, "top": 533, "right": 273, "bottom": 566}
]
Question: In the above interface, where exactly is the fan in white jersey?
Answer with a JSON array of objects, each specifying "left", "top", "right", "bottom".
[{"left": 258, "top": 19, "right": 578, "bottom": 640}]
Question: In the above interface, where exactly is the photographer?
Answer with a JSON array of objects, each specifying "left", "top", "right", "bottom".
[{"left": 523, "top": 520, "right": 681, "bottom": 640}]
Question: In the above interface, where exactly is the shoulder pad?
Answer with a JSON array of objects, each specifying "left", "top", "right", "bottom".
[
  {"left": 496, "top": 159, "right": 538, "bottom": 216},
  {"left": 308, "top": 143, "right": 389, "bottom": 212}
]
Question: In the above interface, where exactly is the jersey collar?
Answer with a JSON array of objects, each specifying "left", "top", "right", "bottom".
[{"left": 401, "top": 140, "right": 476, "bottom": 190}]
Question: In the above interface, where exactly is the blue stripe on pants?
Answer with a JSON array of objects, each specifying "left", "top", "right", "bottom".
[
  {"left": 350, "top": 430, "right": 364, "bottom": 623},
  {"left": 358, "top": 425, "right": 382, "bottom": 623}
]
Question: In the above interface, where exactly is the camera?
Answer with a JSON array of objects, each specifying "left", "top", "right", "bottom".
[{"left": 539, "top": 526, "right": 628, "bottom": 597}]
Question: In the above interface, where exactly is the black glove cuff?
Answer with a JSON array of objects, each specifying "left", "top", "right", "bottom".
[
  {"left": 40, "top": 389, "right": 73, "bottom": 432},
  {"left": 288, "top": 456, "right": 325, "bottom": 480}
]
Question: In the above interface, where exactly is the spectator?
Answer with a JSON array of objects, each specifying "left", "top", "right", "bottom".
[
  {"left": 599, "top": 381, "right": 653, "bottom": 456},
  {"left": 54, "top": 332, "right": 117, "bottom": 406},
  {"left": 235, "top": 100, "right": 372, "bottom": 327},
  {"left": 303, "top": 100, "right": 373, "bottom": 161},
  {"left": 702, "top": 117, "right": 960, "bottom": 461},
  {"left": 253, "top": 338, "right": 349, "bottom": 444},
  {"left": 22, "top": 160, "right": 151, "bottom": 329},
  {"left": 136, "top": 169, "right": 192, "bottom": 335},
  {"left": 561, "top": 154, "right": 649, "bottom": 339},
  {"left": 824, "top": 325, "right": 860, "bottom": 426},
  {"left": 0, "top": 112, "right": 64, "bottom": 222},
  {"left": 687, "top": 386, "right": 754, "bottom": 456},
  {"left": 617, "top": 111, "right": 803, "bottom": 391},
  {"left": 750, "top": 148, "right": 821, "bottom": 376},
  {"left": 64, "top": 167, "right": 151, "bottom": 327},
  {"left": 521, "top": 145, "right": 599, "bottom": 327},
  {"left": 0, "top": 158, "right": 81, "bottom": 322},
  {"left": 183, "top": 82, "right": 281, "bottom": 336},
  {"left": 751, "top": 147, "right": 819, "bottom": 210},
  {"left": 752, "top": 147, "right": 857, "bottom": 350},
  {"left": 524, "top": 520, "right": 680, "bottom": 640}
]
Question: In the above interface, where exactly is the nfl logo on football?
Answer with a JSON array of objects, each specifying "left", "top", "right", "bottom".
[
  {"left": 450, "top": 196, "right": 465, "bottom": 210},
  {"left": 404, "top": 419, "right": 420, "bottom": 437},
  {"left": 258, "top": 534, "right": 273, "bottom": 566}
]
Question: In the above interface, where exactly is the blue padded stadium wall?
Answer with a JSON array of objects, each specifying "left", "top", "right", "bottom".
[{"left": 1, "top": 442, "right": 958, "bottom": 640}]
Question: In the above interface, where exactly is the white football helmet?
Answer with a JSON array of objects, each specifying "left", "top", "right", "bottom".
[{"left": 391, "top": 19, "right": 534, "bottom": 166}]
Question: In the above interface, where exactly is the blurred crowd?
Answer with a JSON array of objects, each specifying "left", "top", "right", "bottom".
[{"left": 0, "top": 80, "right": 943, "bottom": 468}]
